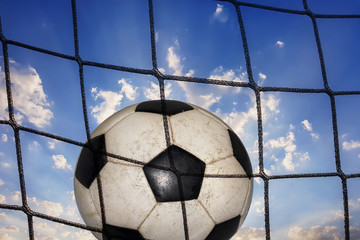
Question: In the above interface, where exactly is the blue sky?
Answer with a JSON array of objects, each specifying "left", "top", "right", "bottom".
[{"left": 1, "top": 0, "right": 360, "bottom": 239}]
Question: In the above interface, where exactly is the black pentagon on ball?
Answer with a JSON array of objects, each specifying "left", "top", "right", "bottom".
[
  {"left": 102, "top": 224, "right": 144, "bottom": 240},
  {"left": 135, "top": 100, "right": 194, "bottom": 116},
  {"left": 228, "top": 129, "right": 253, "bottom": 179},
  {"left": 75, "top": 134, "right": 107, "bottom": 189},
  {"left": 205, "top": 215, "right": 241, "bottom": 240},
  {"left": 143, "top": 145, "right": 206, "bottom": 202}
]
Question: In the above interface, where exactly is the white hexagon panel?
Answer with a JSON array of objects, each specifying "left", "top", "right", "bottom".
[{"left": 74, "top": 100, "right": 253, "bottom": 240}]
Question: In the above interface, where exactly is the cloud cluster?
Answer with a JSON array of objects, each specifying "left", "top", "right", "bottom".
[
  {"left": 1, "top": 189, "right": 88, "bottom": 240},
  {"left": 48, "top": 140, "right": 56, "bottom": 150},
  {"left": 52, "top": 154, "right": 72, "bottom": 171},
  {"left": 0, "top": 233, "right": 15, "bottom": 240},
  {"left": 0, "top": 225, "right": 19, "bottom": 233},
  {"left": 166, "top": 41, "right": 228, "bottom": 110},
  {"left": 258, "top": 73, "right": 267, "bottom": 85},
  {"left": 212, "top": 4, "right": 229, "bottom": 23},
  {"left": 0, "top": 64, "right": 53, "bottom": 128},
  {"left": 349, "top": 198, "right": 360, "bottom": 210},
  {"left": 90, "top": 78, "right": 138, "bottom": 124},
  {"left": 209, "top": 66, "right": 247, "bottom": 82},
  {"left": 144, "top": 81, "right": 172, "bottom": 100},
  {"left": 167, "top": 46, "right": 183, "bottom": 76},
  {"left": 216, "top": 100, "right": 256, "bottom": 136},
  {"left": 265, "top": 123, "right": 311, "bottom": 172},
  {"left": 276, "top": 40, "right": 285, "bottom": 48},
  {"left": 266, "top": 131, "right": 297, "bottom": 171},
  {"left": 342, "top": 140, "right": 360, "bottom": 151},
  {"left": 288, "top": 225, "right": 341, "bottom": 240},
  {"left": 0, "top": 208, "right": 92, "bottom": 240},
  {"left": 301, "top": 120, "right": 319, "bottom": 141},
  {"left": 11, "top": 191, "right": 77, "bottom": 220}
]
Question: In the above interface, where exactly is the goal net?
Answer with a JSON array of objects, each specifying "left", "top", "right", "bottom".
[{"left": 0, "top": 0, "right": 359, "bottom": 239}]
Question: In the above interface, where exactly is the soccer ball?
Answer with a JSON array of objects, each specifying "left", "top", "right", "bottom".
[{"left": 74, "top": 100, "right": 253, "bottom": 240}]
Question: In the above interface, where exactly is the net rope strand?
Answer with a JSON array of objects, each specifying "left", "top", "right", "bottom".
[{"left": 0, "top": 0, "right": 359, "bottom": 239}]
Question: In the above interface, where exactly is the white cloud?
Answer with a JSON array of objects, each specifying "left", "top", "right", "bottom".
[
  {"left": 261, "top": 93, "right": 280, "bottom": 121},
  {"left": 283, "top": 152, "right": 295, "bottom": 171},
  {"left": 271, "top": 155, "right": 279, "bottom": 162},
  {"left": 178, "top": 81, "right": 221, "bottom": 110},
  {"left": 0, "top": 194, "right": 5, "bottom": 203},
  {"left": 0, "top": 178, "right": 4, "bottom": 186},
  {"left": 0, "top": 64, "right": 53, "bottom": 128},
  {"left": 34, "top": 221, "right": 57, "bottom": 234},
  {"left": 167, "top": 46, "right": 183, "bottom": 75},
  {"left": 0, "top": 225, "right": 19, "bottom": 233},
  {"left": 341, "top": 133, "right": 348, "bottom": 139},
  {"left": 310, "top": 133, "right": 320, "bottom": 141},
  {"left": 185, "top": 69, "right": 195, "bottom": 77},
  {"left": 276, "top": 40, "right": 285, "bottom": 48},
  {"left": 216, "top": 106, "right": 254, "bottom": 136},
  {"left": 342, "top": 140, "right": 360, "bottom": 150},
  {"left": 1, "top": 133, "right": 8, "bottom": 142},
  {"left": 209, "top": 66, "right": 247, "bottom": 83},
  {"left": 265, "top": 131, "right": 298, "bottom": 171},
  {"left": 144, "top": 82, "right": 172, "bottom": 100},
  {"left": 213, "top": 4, "right": 228, "bottom": 23},
  {"left": 216, "top": 93, "right": 279, "bottom": 138},
  {"left": 198, "top": 93, "right": 221, "bottom": 109},
  {"left": 166, "top": 41, "right": 194, "bottom": 77},
  {"left": 165, "top": 42, "right": 226, "bottom": 110},
  {"left": 265, "top": 131, "right": 296, "bottom": 153},
  {"left": 301, "top": 120, "right": 313, "bottom": 132},
  {"left": 301, "top": 120, "right": 320, "bottom": 141},
  {"left": 259, "top": 73, "right": 267, "bottom": 80},
  {"left": 28, "top": 140, "right": 41, "bottom": 150},
  {"left": 10, "top": 191, "right": 76, "bottom": 223},
  {"left": 0, "top": 233, "right": 15, "bottom": 240},
  {"left": 288, "top": 225, "right": 341, "bottom": 240},
  {"left": 215, "top": 4, "right": 223, "bottom": 15},
  {"left": 90, "top": 79, "right": 138, "bottom": 124},
  {"left": 51, "top": 154, "right": 72, "bottom": 171},
  {"left": 27, "top": 197, "right": 64, "bottom": 217},
  {"left": 300, "top": 152, "right": 310, "bottom": 162},
  {"left": 252, "top": 196, "right": 265, "bottom": 215},
  {"left": 48, "top": 140, "right": 56, "bottom": 150},
  {"left": 232, "top": 226, "right": 265, "bottom": 240},
  {"left": 118, "top": 79, "right": 137, "bottom": 101},
  {"left": 90, "top": 88, "right": 123, "bottom": 124},
  {"left": 331, "top": 210, "right": 348, "bottom": 220},
  {"left": 64, "top": 206, "right": 78, "bottom": 220},
  {"left": 158, "top": 67, "right": 165, "bottom": 74},
  {"left": 257, "top": 72, "right": 267, "bottom": 85},
  {"left": 11, "top": 191, "right": 21, "bottom": 203},
  {"left": 91, "top": 87, "right": 97, "bottom": 94}
]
